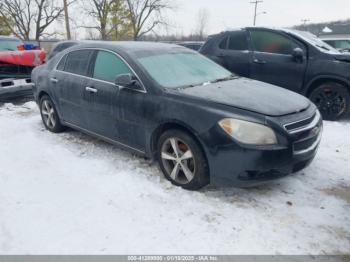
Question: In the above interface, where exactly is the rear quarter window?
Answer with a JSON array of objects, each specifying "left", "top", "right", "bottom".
[
  {"left": 219, "top": 37, "right": 228, "bottom": 49},
  {"left": 56, "top": 54, "right": 67, "bottom": 71},
  {"left": 228, "top": 31, "right": 248, "bottom": 51}
]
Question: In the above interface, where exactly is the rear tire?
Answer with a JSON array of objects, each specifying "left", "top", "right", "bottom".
[
  {"left": 157, "top": 129, "right": 209, "bottom": 190},
  {"left": 40, "top": 95, "right": 66, "bottom": 133},
  {"left": 309, "top": 82, "right": 350, "bottom": 121}
]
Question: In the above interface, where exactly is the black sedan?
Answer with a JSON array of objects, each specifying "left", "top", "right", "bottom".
[{"left": 32, "top": 42, "right": 322, "bottom": 190}]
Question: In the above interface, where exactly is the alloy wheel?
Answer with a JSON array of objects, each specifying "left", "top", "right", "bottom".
[
  {"left": 161, "top": 137, "right": 196, "bottom": 184},
  {"left": 310, "top": 87, "right": 347, "bottom": 119},
  {"left": 41, "top": 100, "right": 56, "bottom": 129}
]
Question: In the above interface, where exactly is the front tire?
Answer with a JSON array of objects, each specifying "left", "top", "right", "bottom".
[
  {"left": 157, "top": 129, "right": 209, "bottom": 190},
  {"left": 309, "top": 82, "right": 350, "bottom": 121},
  {"left": 40, "top": 95, "right": 65, "bottom": 133}
]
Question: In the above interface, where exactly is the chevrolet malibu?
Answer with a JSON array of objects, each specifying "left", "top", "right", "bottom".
[{"left": 31, "top": 42, "right": 323, "bottom": 190}]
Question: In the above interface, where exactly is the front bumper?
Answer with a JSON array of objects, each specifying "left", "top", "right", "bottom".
[
  {"left": 0, "top": 78, "right": 34, "bottom": 102},
  {"left": 203, "top": 109, "right": 323, "bottom": 187}
]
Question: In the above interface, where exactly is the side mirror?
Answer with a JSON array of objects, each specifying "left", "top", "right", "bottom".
[
  {"left": 115, "top": 74, "right": 141, "bottom": 90},
  {"left": 292, "top": 47, "right": 304, "bottom": 63}
]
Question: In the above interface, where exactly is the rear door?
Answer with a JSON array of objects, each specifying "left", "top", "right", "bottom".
[
  {"left": 216, "top": 30, "right": 252, "bottom": 77},
  {"left": 248, "top": 29, "right": 307, "bottom": 92},
  {"left": 53, "top": 49, "right": 94, "bottom": 129}
]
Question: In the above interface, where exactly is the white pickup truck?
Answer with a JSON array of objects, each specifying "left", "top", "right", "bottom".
[{"left": 0, "top": 78, "right": 34, "bottom": 102}]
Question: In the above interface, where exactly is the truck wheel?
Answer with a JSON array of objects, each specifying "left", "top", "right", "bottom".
[
  {"left": 157, "top": 129, "right": 209, "bottom": 190},
  {"left": 309, "top": 82, "right": 350, "bottom": 121}
]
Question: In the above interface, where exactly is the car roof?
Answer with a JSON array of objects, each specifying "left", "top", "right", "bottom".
[
  {"left": 211, "top": 27, "right": 307, "bottom": 40},
  {"left": 70, "top": 41, "right": 187, "bottom": 53},
  {"left": 177, "top": 41, "right": 204, "bottom": 44},
  {"left": 219, "top": 27, "right": 293, "bottom": 34},
  {"left": 319, "top": 37, "right": 350, "bottom": 40},
  {"left": 54, "top": 40, "right": 80, "bottom": 45}
]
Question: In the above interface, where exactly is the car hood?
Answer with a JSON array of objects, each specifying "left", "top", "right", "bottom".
[{"left": 173, "top": 77, "right": 311, "bottom": 117}]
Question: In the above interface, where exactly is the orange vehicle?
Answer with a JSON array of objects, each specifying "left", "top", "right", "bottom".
[{"left": 0, "top": 36, "right": 46, "bottom": 101}]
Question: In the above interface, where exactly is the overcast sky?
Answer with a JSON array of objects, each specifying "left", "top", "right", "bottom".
[{"left": 165, "top": 0, "right": 350, "bottom": 35}]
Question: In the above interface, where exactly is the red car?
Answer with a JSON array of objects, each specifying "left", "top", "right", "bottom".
[{"left": 0, "top": 36, "right": 46, "bottom": 101}]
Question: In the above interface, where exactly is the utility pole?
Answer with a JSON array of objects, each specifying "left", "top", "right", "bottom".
[
  {"left": 63, "top": 0, "right": 71, "bottom": 40},
  {"left": 250, "top": 0, "right": 263, "bottom": 26}
]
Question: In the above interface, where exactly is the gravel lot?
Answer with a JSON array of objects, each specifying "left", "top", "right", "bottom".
[{"left": 0, "top": 102, "right": 349, "bottom": 255}]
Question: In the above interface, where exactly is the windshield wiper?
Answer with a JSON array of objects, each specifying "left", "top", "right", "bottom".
[
  {"left": 316, "top": 44, "right": 330, "bottom": 51},
  {"left": 211, "top": 75, "right": 237, "bottom": 83},
  {"left": 340, "top": 48, "right": 350, "bottom": 53},
  {"left": 175, "top": 83, "right": 199, "bottom": 90},
  {"left": 174, "top": 75, "right": 238, "bottom": 90}
]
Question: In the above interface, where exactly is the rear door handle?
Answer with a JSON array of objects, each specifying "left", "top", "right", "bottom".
[
  {"left": 50, "top": 77, "right": 58, "bottom": 83},
  {"left": 85, "top": 86, "right": 98, "bottom": 93},
  {"left": 253, "top": 59, "right": 266, "bottom": 64}
]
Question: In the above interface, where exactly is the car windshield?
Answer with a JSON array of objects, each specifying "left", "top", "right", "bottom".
[
  {"left": 136, "top": 52, "right": 233, "bottom": 89},
  {"left": 329, "top": 40, "right": 350, "bottom": 50},
  {"left": 0, "top": 39, "right": 21, "bottom": 51},
  {"left": 290, "top": 30, "right": 340, "bottom": 53}
]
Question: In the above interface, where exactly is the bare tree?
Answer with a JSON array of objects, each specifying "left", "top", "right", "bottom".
[
  {"left": 82, "top": 0, "right": 115, "bottom": 40},
  {"left": 125, "top": 0, "right": 171, "bottom": 40},
  {"left": 34, "top": 0, "right": 65, "bottom": 40},
  {"left": 0, "top": 15, "right": 13, "bottom": 36},
  {"left": 110, "top": 0, "right": 133, "bottom": 40},
  {"left": 0, "top": 0, "right": 34, "bottom": 40},
  {"left": 195, "top": 8, "right": 209, "bottom": 40},
  {"left": 63, "top": 0, "right": 71, "bottom": 39},
  {"left": 0, "top": 0, "right": 66, "bottom": 40}
]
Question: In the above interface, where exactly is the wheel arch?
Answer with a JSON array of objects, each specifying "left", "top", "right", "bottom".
[
  {"left": 38, "top": 90, "right": 50, "bottom": 101},
  {"left": 149, "top": 120, "right": 209, "bottom": 163},
  {"left": 305, "top": 76, "right": 350, "bottom": 97},
  {"left": 37, "top": 90, "right": 63, "bottom": 120}
]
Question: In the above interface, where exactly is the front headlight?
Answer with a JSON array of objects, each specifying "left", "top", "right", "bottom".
[{"left": 218, "top": 118, "right": 278, "bottom": 145}]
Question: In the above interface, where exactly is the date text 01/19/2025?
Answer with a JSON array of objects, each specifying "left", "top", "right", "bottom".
[{"left": 127, "top": 256, "right": 218, "bottom": 261}]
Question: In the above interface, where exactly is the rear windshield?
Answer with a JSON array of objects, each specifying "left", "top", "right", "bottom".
[{"left": 136, "top": 52, "right": 232, "bottom": 89}]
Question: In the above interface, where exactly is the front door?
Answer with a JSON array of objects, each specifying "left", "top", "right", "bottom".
[
  {"left": 249, "top": 29, "right": 307, "bottom": 92},
  {"left": 84, "top": 51, "right": 143, "bottom": 150}
]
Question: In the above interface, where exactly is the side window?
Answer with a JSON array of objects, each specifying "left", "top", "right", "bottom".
[
  {"left": 93, "top": 51, "right": 132, "bottom": 83},
  {"left": 228, "top": 31, "right": 248, "bottom": 51},
  {"left": 64, "top": 50, "right": 93, "bottom": 76},
  {"left": 219, "top": 36, "right": 228, "bottom": 49},
  {"left": 250, "top": 30, "right": 298, "bottom": 55},
  {"left": 56, "top": 54, "right": 67, "bottom": 71}
]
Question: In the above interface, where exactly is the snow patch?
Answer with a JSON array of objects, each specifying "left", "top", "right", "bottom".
[{"left": 0, "top": 102, "right": 349, "bottom": 255}]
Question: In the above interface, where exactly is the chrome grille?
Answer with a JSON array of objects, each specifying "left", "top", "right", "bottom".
[
  {"left": 284, "top": 111, "right": 323, "bottom": 155},
  {"left": 284, "top": 111, "right": 321, "bottom": 135},
  {"left": 284, "top": 114, "right": 316, "bottom": 132}
]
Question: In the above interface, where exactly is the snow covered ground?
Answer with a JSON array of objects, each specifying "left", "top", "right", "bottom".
[{"left": 0, "top": 102, "right": 349, "bottom": 255}]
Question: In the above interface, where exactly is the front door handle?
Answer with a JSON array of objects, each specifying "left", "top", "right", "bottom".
[
  {"left": 50, "top": 77, "right": 58, "bottom": 83},
  {"left": 85, "top": 86, "right": 98, "bottom": 93},
  {"left": 253, "top": 58, "right": 266, "bottom": 64}
]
